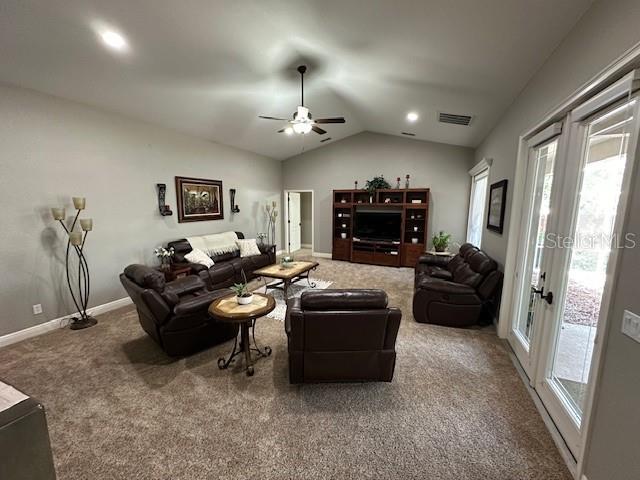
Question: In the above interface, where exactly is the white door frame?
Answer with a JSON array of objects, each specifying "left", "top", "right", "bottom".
[
  {"left": 283, "top": 189, "right": 314, "bottom": 254},
  {"left": 496, "top": 42, "right": 640, "bottom": 479}
]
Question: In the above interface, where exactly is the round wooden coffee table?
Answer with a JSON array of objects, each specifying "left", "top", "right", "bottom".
[{"left": 208, "top": 293, "right": 275, "bottom": 376}]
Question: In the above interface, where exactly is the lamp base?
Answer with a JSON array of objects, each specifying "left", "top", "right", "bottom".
[{"left": 69, "top": 315, "right": 98, "bottom": 330}]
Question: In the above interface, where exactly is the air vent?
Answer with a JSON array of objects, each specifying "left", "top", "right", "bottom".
[
  {"left": 438, "top": 112, "right": 473, "bottom": 126},
  {"left": 320, "top": 137, "right": 332, "bottom": 143},
  {"left": 401, "top": 132, "right": 416, "bottom": 136}
]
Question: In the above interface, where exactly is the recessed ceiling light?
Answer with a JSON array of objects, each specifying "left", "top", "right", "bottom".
[
  {"left": 407, "top": 112, "right": 419, "bottom": 122},
  {"left": 100, "top": 30, "right": 127, "bottom": 50},
  {"left": 284, "top": 127, "right": 294, "bottom": 135}
]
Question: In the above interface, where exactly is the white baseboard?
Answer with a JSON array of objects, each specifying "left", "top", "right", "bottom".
[
  {"left": 0, "top": 297, "right": 132, "bottom": 349},
  {"left": 301, "top": 243, "right": 312, "bottom": 249},
  {"left": 312, "top": 252, "right": 332, "bottom": 258}
]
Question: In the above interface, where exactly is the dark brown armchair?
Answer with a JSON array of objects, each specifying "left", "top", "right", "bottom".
[
  {"left": 120, "top": 264, "right": 237, "bottom": 356},
  {"left": 285, "top": 289, "right": 402, "bottom": 384}
]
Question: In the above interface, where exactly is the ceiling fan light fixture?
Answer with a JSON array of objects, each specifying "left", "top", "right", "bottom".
[
  {"left": 296, "top": 106, "right": 310, "bottom": 121},
  {"left": 292, "top": 122, "right": 313, "bottom": 134},
  {"left": 284, "top": 127, "right": 294, "bottom": 135}
]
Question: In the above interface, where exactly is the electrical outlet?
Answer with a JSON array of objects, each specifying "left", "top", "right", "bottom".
[
  {"left": 32, "top": 304, "right": 43, "bottom": 315},
  {"left": 622, "top": 310, "right": 640, "bottom": 344}
]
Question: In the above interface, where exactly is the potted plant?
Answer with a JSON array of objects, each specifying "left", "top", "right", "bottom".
[
  {"left": 364, "top": 175, "right": 391, "bottom": 202},
  {"left": 230, "top": 270, "right": 253, "bottom": 305},
  {"left": 432, "top": 231, "right": 451, "bottom": 253},
  {"left": 154, "top": 246, "right": 175, "bottom": 272}
]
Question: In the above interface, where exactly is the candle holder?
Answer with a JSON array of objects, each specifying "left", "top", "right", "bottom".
[{"left": 51, "top": 197, "right": 97, "bottom": 330}]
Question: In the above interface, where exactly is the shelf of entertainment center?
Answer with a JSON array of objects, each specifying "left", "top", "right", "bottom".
[{"left": 332, "top": 188, "right": 429, "bottom": 267}]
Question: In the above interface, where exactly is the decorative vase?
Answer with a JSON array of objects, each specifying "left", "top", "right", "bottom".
[
  {"left": 341, "top": 232, "right": 347, "bottom": 239},
  {"left": 411, "top": 238, "right": 419, "bottom": 244},
  {"left": 405, "top": 174, "right": 410, "bottom": 189},
  {"left": 435, "top": 245, "right": 446, "bottom": 253},
  {"left": 237, "top": 294, "right": 254, "bottom": 305}
]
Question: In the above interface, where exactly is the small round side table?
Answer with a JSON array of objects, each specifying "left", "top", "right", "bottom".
[{"left": 208, "top": 293, "right": 275, "bottom": 376}]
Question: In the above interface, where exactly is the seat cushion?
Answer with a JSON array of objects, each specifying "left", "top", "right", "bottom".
[
  {"left": 205, "top": 263, "right": 235, "bottom": 285},
  {"left": 427, "top": 266, "right": 453, "bottom": 281}
]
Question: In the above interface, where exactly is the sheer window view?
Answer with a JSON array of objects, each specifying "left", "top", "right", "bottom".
[
  {"left": 551, "top": 101, "right": 634, "bottom": 419},
  {"left": 467, "top": 171, "right": 488, "bottom": 247}
]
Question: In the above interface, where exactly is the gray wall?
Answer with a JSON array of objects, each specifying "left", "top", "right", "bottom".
[
  {"left": 299, "top": 192, "right": 313, "bottom": 246},
  {"left": 471, "top": 0, "right": 640, "bottom": 477},
  {"left": 282, "top": 132, "right": 475, "bottom": 254},
  {"left": 0, "top": 84, "right": 282, "bottom": 337}
]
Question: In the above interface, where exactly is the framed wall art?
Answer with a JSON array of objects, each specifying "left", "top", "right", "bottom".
[
  {"left": 175, "top": 176, "right": 224, "bottom": 222},
  {"left": 487, "top": 179, "right": 507, "bottom": 234}
]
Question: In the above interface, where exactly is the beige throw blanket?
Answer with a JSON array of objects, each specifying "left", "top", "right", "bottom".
[{"left": 186, "top": 231, "right": 239, "bottom": 256}]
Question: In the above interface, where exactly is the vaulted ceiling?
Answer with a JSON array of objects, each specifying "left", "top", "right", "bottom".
[{"left": 0, "top": 0, "right": 593, "bottom": 159}]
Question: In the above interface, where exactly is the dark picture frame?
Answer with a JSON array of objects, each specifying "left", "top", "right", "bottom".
[
  {"left": 487, "top": 179, "right": 508, "bottom": 234},
  {"left": 175, "top": 176, "right": 224, "bottom": 223}
]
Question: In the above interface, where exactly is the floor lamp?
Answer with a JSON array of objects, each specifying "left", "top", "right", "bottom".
[{"left": 51, "top": 197, "right": 97, "bottom": 330}]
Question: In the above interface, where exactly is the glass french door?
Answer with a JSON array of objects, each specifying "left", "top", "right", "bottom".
[
  {"left": 509, "top": 74, "right": 640, "bottom": 461},
  {"left": 536, "top": 96, "right": 639, "bottom": 457},
  {"left": 510, "top": 139, "right": 559, "bottom": 378}
]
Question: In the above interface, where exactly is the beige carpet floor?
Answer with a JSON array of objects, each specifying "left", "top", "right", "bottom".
[{"left": 0, "top": 255, "right": 571, "bottom": 479}]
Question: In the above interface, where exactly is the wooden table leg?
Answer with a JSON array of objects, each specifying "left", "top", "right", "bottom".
[
  {"left": 283, "top": 279, "right": 290, "bottom": 299},
  {"left": 241, "top": 322, "right": 254, "bottom": 376}
]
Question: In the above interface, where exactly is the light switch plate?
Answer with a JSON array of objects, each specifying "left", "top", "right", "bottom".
[{"left": 622, "top": 310, "right": 640, "bottom": 343}]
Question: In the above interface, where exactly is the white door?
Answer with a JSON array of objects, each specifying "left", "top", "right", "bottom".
[
  {"left": 288, "top": 192, "right": 301, "bottom": 253},
  {"left": 509, "top": 136, "right": 561, "bottom": 379}
]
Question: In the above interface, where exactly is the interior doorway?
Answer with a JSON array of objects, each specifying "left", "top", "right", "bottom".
[{"left": 284, "top": 190, "right": 314, "bottom": 255}]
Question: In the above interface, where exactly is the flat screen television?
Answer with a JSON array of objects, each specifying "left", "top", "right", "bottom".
[{"left": 354, "top": 210, "right": 402, "bottom": 242}]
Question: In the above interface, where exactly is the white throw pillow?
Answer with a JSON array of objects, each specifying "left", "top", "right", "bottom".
[
  {"left": 184, "top": 248, "right": 214, "bottom": 268},
  {"left": 236, "top": 239, "right": 262, "bottom": 258}
]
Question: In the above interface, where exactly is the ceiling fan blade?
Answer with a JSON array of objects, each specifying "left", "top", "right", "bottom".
[
  {"left": 314, "top": 117, "right": 346, "bottom": 124},
  {"left": 259, "top": 115, "right": 288, "bottom": 121},
  {"left": 277, "top": 128, "right": 287, "bottom": 133},
  {"left": 312, "top": 126, "right": 327, "bottom": 135}
]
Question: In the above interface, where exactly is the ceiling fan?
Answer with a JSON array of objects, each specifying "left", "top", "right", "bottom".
[{"left": 258, "top": 65, "right": 345, "bottom": 135}]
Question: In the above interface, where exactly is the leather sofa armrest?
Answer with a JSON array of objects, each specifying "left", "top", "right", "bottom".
[
  {"left": 417, "top": 254, "right": 450, "bottom": 268},
  {"left": 141, "top": 290, "right": 172, "bottom": 325},
  {"left": 384, "top": 308, "right": 402, "bottom": 350},
  {"left": 259, "top": 243, "right": 276, "bottom": 255},
  {"left": 173, "top": 290, "right": 229, "bottom": 317},
  {"left": 285, "top": 297, "right": 304, "bottom": 350},
  {"left": 416, "top": 277, "right": 476, "bottom": 295}
]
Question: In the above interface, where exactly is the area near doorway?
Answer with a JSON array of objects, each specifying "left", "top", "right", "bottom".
[{"left": 284, "top": 190, "right": 314, "bottom": 255}]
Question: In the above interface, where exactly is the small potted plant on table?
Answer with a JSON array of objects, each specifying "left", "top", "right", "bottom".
[
  {"left": 230, "top": 271, "right": 253, "bottom": 305},
  {"left": 432, "top": 231, "right": 451, "bottom": 253}
]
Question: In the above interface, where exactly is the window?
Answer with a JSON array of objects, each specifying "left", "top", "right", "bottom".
[{"left": 467, "top": 160, "right": 490, "bottom": 247}]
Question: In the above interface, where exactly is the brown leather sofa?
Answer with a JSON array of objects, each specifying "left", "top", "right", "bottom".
[
  {"left": 413, "top": 243, "right": 503, "bottom": 327},
  {"left": 120, "top": 264, "right": 237, "bottom": 356},
  {"left": 285, "top": 289, "right": 401, "bottom": 383},
  {"left": 168, "top": 232, "right": 275, "bottom": 290}
]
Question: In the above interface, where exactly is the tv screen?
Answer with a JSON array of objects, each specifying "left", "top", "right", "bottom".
[{"left": 354, "top": 211, "right": 402, "bottom": 241}]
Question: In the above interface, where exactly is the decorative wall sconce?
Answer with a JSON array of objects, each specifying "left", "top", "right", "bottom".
[
  {"left": 51, "top": 197, "right": 96, "bottom": 330},
  {"left": 157, "top": 183, "right": 173, "bottom": 216},
  {"left": 230, "top": 189, "right": 240, "bottom": 214}
]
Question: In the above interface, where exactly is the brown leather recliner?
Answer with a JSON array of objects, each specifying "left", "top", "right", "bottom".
[
  {"left": 413, "top": 243, "right": 503, "bottom": 327},
  {"left": 168, "top": 232, "right": 276, "bottom": 291},
  {"left": 120, "top": 264, "right": 238, "bottom": 356},
  {"left": 285, "top": 289, "right": 401, "bottom": 384}
]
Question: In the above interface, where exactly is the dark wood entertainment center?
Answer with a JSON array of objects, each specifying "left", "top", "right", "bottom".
[{"left": 332, "top": 188, "right": 429, "bottom": 267}]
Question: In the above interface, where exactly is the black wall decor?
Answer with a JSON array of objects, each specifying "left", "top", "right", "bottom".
[
  {"left": 487, "top": 179, "right": 508, "bottom": 234},
  {"left": 230, "top": 189, "right": 240, "bottom": 214},
  {"left": 157, "top": 183, "right": 173, "bottom": 216}
]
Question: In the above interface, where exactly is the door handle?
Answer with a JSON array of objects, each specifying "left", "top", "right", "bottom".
[{"left": 533, "top": 287, "right": 553, "bottom": 305}]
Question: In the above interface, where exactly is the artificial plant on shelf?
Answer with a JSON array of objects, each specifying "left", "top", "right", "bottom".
[
  {"left": 364, "top": 175, "right": 391, "bottom": 193},
  {"left": 51, "top": 197, "right": 96, "bottom": 330}
]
